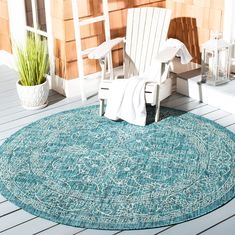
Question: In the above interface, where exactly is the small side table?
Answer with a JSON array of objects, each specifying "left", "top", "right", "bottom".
[
  {"left": 176, "top": 69, "right": 235, "bottom": 115},
  {"left": 176, "top": 68, "right": 202, "bottom": 100}
]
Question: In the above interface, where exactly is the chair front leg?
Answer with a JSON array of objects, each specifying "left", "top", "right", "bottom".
[
  {"left": 99, "top": 57, "right": 107, "bottom": 80},
  {"left": 99, "top": 57, "right": 106, "bottom": 116},
  {"left": 155, "top": 84, "right": 160, "bottom": 122},
  {"left": 99, "top": 99, "right": 105, "bottom": 116}
]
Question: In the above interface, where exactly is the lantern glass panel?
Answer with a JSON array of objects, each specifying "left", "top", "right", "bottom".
[
  {"left": 217, "top": 48, "right": 229, "bottom": 80},
  {"left": 202, "top": 50, "right": 213, "bottom": 82}
]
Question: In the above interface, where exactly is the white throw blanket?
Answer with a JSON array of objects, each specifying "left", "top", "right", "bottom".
[
  {"left": 161, "top": 38, "right": 192, "bottom": 64},
  {"left": 105, "top": 39, "right": 192, "bottom": 126},
  {"left": 105, "top": 76, "right": 147, "bottom": 126}
]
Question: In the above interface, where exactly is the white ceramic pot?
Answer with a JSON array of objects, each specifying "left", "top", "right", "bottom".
[{"left": 16, "top": 79, "right": 49, "bottom": 110}]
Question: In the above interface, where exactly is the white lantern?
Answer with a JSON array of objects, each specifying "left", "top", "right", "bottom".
[{"left": 201, "top": 33, "right": 230, "bottom": 85}]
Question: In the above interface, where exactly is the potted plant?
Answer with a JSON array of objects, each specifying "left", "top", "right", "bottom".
[{"left": 15, "top": 33, "right": 49, "bottom": 110}]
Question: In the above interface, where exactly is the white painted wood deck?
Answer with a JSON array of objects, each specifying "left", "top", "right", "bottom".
[{"left": 0, "top": 64, "right": 235, "bottom": 235}]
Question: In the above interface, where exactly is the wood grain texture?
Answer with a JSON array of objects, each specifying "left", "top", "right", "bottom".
[
  {"left": 166, "top": 0, "right": 224, "bottom": 64},
  {"left": 0, "top": 0, "right": 11, "bottom": 52}
]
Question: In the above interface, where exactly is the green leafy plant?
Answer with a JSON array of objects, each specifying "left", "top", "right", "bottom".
[{"left": 16, "top": 33, "right": 49, "bottom": 86}]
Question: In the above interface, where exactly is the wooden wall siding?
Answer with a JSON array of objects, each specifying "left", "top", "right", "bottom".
[
  {"left": 51, "top": 0, "right": 166, "bottom": 80},
  {"left": 0, "top": 0, "right": 11, "bottom": 53},
  {"left": 168, "top": 17, "right": 201, "bottom": 63},
  {"left": 166, "top": 0, "right": 224, "bottom": 64}
]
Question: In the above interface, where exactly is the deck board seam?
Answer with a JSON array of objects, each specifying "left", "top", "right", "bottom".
[
  {"left": 112, "top": 230, "right": 123, "bottom": 235},
  {"left": 185, "top": 104, "right": 207, "bottom": 111},
  {"left": 200, "top": 109, "right": 220, "bottom": 116},
  {"left": 174, "top": 99, "right": 197, "bottom": 107},
  {"left": 213, "top": 114, "right": 232, "bottom": 121},
  {"left": 154, "top": 225, "right": 175, "bottom": 234},
  {"left": 0, "top": 200, "right": 7, "bottom": 204},
  {"left": 0, "top": 216, "right": 37, "bottom": 234},
  {"left": 196, "top": 213, "right": 235, "bottom": 235},
  {"left": 0, "top": 208, "right": 22, "bottom": 219},
  {"left": 72, "top": 228, "right": 87, "bottom": 234},
  {"left": 225, "top": 123, "right": 235, "bottom": 128},
  {"left": 32, "top": 223, "right": 59, "bottom": 235}
]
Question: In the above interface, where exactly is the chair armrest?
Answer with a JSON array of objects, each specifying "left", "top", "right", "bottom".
[
  {"left": 155, "top": 47, "right": 179, "bottom": 63},
  {"left": 88, "top": 37, "right": 125, "bottom": 60}
]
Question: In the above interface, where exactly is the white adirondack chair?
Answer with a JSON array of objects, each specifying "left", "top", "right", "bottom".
[{"left": 88, "top": 7, "right": 178, "bottom": 122}]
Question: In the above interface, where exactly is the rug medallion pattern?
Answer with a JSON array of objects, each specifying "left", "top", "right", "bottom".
[{"left": 0, "top": 106, "right": 234, "bottom": 229}]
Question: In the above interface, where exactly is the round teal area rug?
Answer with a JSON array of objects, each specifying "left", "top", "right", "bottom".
[{"left": 0, "top": 106, "right": 235, "bottom": 230}]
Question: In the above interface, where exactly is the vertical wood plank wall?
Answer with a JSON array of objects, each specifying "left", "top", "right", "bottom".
[
  {"left": 166, "top": 0, "right": 224, "bottom": 63},
  {"left": 0, "top": 0, "right": 11, "bottom": 53},
  {"left": 51, "top": 0, "right": 166, "bottom": 80}
]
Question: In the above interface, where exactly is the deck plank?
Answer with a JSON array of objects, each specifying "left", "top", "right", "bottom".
[
  {"left": 0, "top": 124, "right": 28, "bottom": 140},
  {"left": 1, "top": 217, "right": 57, "bottom": 235},
  {"left": 173, "top": 100, "right": 206, "bottom": 111},
  {"left": 117, "top": 226, "right": 170, "bottom": 235},
  {"left": 215, "top": 114, "right": 235, "bottom": 127},
  {"left": 0, "top": 71, "right": 17, "bottom": 80},
  {"left": 0, "top": 94, "right": 65, "bottom": 123},
  {"left": 161, "top": 96, "right": 194, "bottom": 108},
  {"left": 0, "top": 74, "right": 17, "bottom": 81},
  {"left": 0, "top": 89, "right": 57, "bottom": 105},
  {"left": 190, "top": 105, "right": 218, "bottom": 116},
  {"left": 77, "top": 229, "right": 119, "bottom": 235},
  {"left": 0, "top": 99, "right": 21, "bottom": 112},
  {"left": 0, "top": 210, "right": 36, "bottom": 232},
  {"left": 157, "top": 200, "right": 235, "bottom": 235},
  {"left": 0, "top": 202, "right": 20, "bottom": 217},
  {"left": 0, "top": 90, "right": 18, "bottom": 102},
  {"left": 161, "top": 93, "right": 183, "bottom": 102},
  {"left": 0, "top": 82, "right": 16, "bottom": 90},
  {"left": 0, "top": 65, "right": 17, "bottom": 75},
  {"left": 0, "top": 90, "right": 58, "bottom": 111},
  {"left": 0, "top": 81, "right": 17, "bottom": 92},
  {"left": 199, "top": 215, "right": 235, "bottom": 235},
  {"left": 35, "top": 224, "right": 84, "bottom": 235},
  {"left": 227, "top": 124, "right": 235, "bottom": 133},
  {"left": 0, "top": 195, "right": 6, "bottom": 203},
  {"left": 202, "top": 110, "right": 231, "bottom": 121}
]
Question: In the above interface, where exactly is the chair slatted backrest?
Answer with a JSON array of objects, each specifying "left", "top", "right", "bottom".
[{"left": 124, "top": 7, "right": 171, "bottom": 78}]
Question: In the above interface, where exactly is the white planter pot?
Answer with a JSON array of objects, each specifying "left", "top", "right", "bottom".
[{"left": 16, "top": 80, "right": 49, "bottom": 110}]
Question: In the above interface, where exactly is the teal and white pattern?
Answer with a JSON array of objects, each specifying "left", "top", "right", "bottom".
[{"left": 0, "top": 106, "right": 234, "bottom": 230}]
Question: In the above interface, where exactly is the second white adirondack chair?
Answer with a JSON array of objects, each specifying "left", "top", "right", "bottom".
[{"left": 88, "top": 7, "right": 178, "bottom": 122}]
